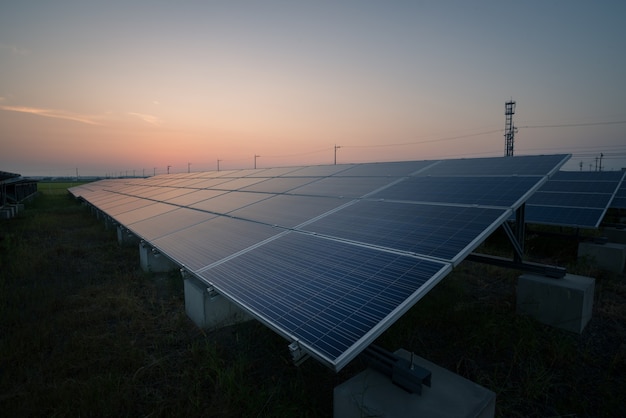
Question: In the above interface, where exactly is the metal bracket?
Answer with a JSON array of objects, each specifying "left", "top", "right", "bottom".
[
  {"left": 288, "top": 341, "right": 310, "bottom": 366},
  {"left": 362, "top": 345, "right": 431, "bottom": 395},
  {"left": 206, "top": 285, "right": 219, "bottom": 298}
]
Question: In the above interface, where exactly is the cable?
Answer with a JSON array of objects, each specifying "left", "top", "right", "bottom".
[{"left": 519, "top": 120, "right": 626, "bottom": 129}]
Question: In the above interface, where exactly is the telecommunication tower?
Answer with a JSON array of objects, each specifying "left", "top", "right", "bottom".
[{"left": 504, "top": 100, "right": 517, "bottom": 156}]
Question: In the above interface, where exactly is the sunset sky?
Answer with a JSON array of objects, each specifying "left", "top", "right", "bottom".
[{"left": 2, "top": 1, "right": 625, "bottom": 177}]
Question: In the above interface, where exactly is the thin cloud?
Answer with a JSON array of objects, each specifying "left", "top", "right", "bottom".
[
  {"left": 0, "top": 105, "right": 102, "bottom": 125},
  {"left": 128, "top": 112, "right": 162, "bottom": 126}
]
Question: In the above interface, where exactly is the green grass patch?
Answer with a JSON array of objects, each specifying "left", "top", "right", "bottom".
[{"left": 1, "top": 190, "right": 625, "bottom": 416}]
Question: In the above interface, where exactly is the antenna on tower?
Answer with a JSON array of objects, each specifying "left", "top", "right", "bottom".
[{"left": 504, "top": 100, "right": 517, "bottom": 156}]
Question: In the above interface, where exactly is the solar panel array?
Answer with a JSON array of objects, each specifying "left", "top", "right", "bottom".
[
  {"left": 524, "top": 170, "right": 626, "bottom": 228},
  {"left": 69, "top": 154, "right": 569, "bottom": 371}
]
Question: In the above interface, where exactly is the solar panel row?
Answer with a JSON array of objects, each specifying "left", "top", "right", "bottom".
[
  {"left": 69, "top": 154, "right": 569, "bottom": 371},
  {"left": 524, "top": 170, "right": 626, "bottom": 228}
]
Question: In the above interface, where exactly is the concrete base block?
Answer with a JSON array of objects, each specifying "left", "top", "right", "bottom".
[
  {"left": 334, "top": 349, "right": 495, "bottom": 418},
  {"left": 517, "top": 273, "right": 594, "bottom": 334},
  {"left": 184, "top": 278, "right": 251, "bottom": 329},
  {"left": 139, "top": 242, "right": 177, "bottom": 273},
  {"left": 602, "top": 227, "right": 626, "bottom": 245},
  {"left": 578, "top": 241, "right": 626, "bottom": 273}
]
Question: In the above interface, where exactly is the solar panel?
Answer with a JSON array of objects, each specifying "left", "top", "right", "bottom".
[
  {"left": 195, "top": 232, "right": 451, "bottom": 370},
  {"left": 68, "top": 154, "right": 570, "bottom": 371},
  {"left": 610, "top": 175, "right": 626, "bottom": 209},
  {"left": 302, "top": 201, "right": 509, "bottom": 264},
  {"left": 524, "top": 170, "right": 626, "bottom": 228},
  {"left": 372, "top": 176, "right": 540, "bottom": 208},
  {"left": 229, "top": 194, "right": 346, "bottom": 228}
]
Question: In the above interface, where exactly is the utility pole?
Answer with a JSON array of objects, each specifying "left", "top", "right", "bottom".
[
  {"left": 599, "top": 153, "right": 603, "bottom": 171},
  {"left": 334, "top": 145, "right": 341, "bottom": 165},
  {"left": 595, "top": 157, "right": 598, "bottom": 171},
  {"left": 254, "top": 154, "right": 260, "bottom": 169},
  {"left": 579, "top": 161, "right": 583, "bottom": 171},
  {"left": 504, "top": 100, "right": 517, "bottom": 156},
  {"left": 153, "top": 167, "right": 156, "bottom": 176},
  {"left": 167, "top": 165, "right": 171, "bottom": 174},
  {"left": 217, "top": 159, "right": 221, "bottom": 171},
  {"left": 188, "top": 162, "right": 191, "bottom": 173}
]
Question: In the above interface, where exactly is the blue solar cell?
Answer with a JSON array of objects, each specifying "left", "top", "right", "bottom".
[
  {"left": 152, "top": 217, "right": 280, "bottom": 272},
  {"left": 527, "top": 191, "right": 613, "bottom": 209},
  {"left": 128, "top": 208, "right": 215, "bottom": 241},
  {"left": 198, "top": 232, "right": 449, "bottom": 368},
  {"left": 550, "top": 171, "right": 624, "bottom": 182},
  {"left": 302, "top": 201, "right": 508, "bottom": 262},
  {"left": 419, "top": 154, "right": 569, "bottom": 176},
  {"left": 229, "top": 194, "right": 346, "bottom": 228},
  {"left": 290, "top": 176, "right": 397, "bottom": 198},
  {"left": 524, "top": 205, "right": 605, "bottom": 228},
  {"left": 334, "top": 160, "right": 436, "bottom": 177},
  {"left": 239, "top": 177, "right": 318, "bottom": 193},
  {"left": 539, "top": 181, "right": 619, "bottom": 194},
  {"left": 372, "top": 176, "right": 539, "bottom": 207}
]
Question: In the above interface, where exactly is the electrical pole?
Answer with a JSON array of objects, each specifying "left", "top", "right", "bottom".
[
  {"left": 167, "top": 165, "right": 171, "bottom": 174},
  {"left": 188, "top": 162, "right": 191, "bottom": 173},
  {"left": 153, "top": 167, "right": 156, "bottom": 176},
  {"left": 217, "top": 159, "right": 221, "bottom": 171},
  {"left": 254, "top": 154, "right": 260, "bottom": 169},
  {"left": 599, "top": 153, "right": 603, "bottom": 171},
  {"left": 334, "top": 145, "right": 341, "bottom": 165},
  {"left": 504, "top": 100, "right": 517, "bottom": 156},
  {"left": 579, "top": 161, "right": 583, "bottom": 171}
]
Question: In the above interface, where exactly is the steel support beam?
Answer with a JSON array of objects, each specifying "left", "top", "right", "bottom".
[{"left": 466, "top": 253, "right": 566, "bottom": 278}]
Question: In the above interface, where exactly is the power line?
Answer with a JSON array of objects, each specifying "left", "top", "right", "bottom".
[
  {"left": 343, "top": 129, "right": 502, "bottom": 149},
  {"left": 519, "top": 120, "right": 626, "bottom": 129}
]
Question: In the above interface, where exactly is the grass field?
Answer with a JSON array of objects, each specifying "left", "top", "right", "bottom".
[{"left": 1, "top": 183, "right": 625, "bottom": 417}]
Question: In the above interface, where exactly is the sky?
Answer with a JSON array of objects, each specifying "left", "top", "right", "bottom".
[{"left": 1, "top": 1, "right": 626, "bottom": 177}]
